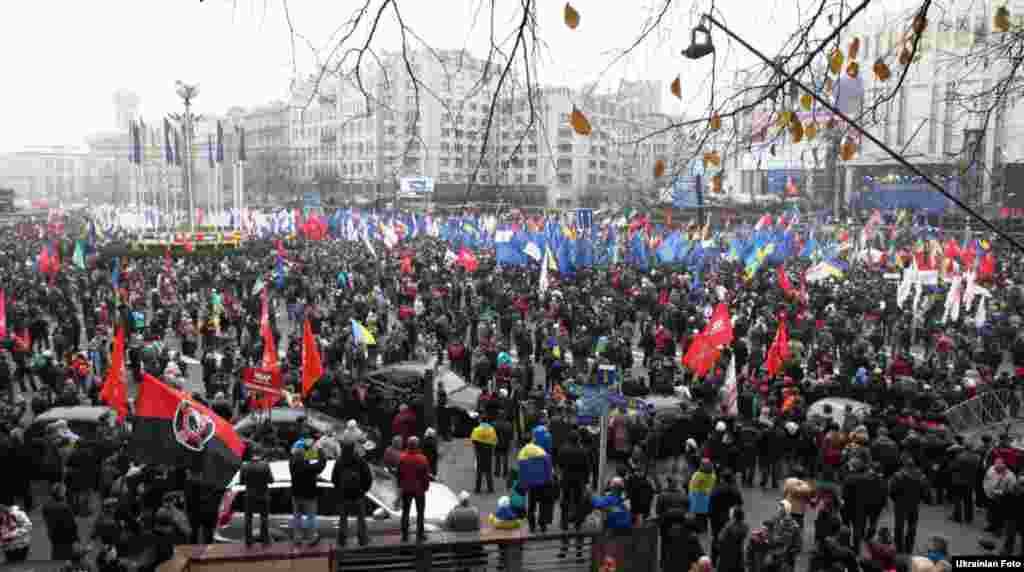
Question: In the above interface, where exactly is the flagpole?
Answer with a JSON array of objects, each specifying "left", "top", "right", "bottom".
[{"left": 239, "top": 160, "right": 246, "bottom": 230}]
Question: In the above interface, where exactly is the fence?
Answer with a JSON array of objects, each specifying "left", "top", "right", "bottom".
[
  {"left": 161, "top": 527, "right": 660, "bottom": 572},
  {"left": 942, "top": 389, "right": 1024, "bottom": 436}
]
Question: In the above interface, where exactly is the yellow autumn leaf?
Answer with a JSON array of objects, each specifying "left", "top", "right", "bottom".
[
  {"left": 569, "top": 106, "right": 592, "bottom": 135},
  {"left": 564, "top": 3, "right": 580, "bottom": 30},
  {"left": 711, "top": 175, "right": 722, "bottom": 193},
  {"left": 913, "top": 14, "right": 928, "bottom": 35},
  {"left": 776, "top": 111, "right": 792, "bottom": 128},
  {"left": 873, "top": 59, "right": 892, "bottom": 81},
  {"left": 654, "top": 159, "right": 666, "bottom": 178},
  {"left": 849, "top": 37, "right": 861, "bottom": 60},
  {"left": 840, "top": 141, "right": 858, "bottom": 161},
  {"left": 830, "top": 50, "right": 844, "bottom": 74},
  {"left": 846, "top": 61, "right": 860, "bottom": 79},
  {"left": 805, "top": 122, "right": 817, "bottom": 140},
  {"left": 995, "top": 6, "right": 1011, "bottom": 33},
  {"left": 800, "top": 94, "right": 813, "bottom": 111},
  {"left": 709, "top": 112, "right": 722, "bottom": 131},
  {"left": 791, "top": 121, "right": 804, "bottom": 144},
  {"left": 899, "top": 47, "right": 911, "bottom": 66},
  {"left": 670, "top": 76, "right": 682, "bottom": 99},
  {"left": 702, "top": 151, "right": 721, "bottom": 168}
]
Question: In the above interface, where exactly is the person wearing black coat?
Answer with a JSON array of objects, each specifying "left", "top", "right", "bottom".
[
  {"left": 43, "top": 483, "right": 80, "bottom": 561},
  {"left": 239, "top": 449, "right": 274, "bottom": 546},
  {"left": 331, "top": 442, "right": 373, "bottom": 547},
  {"left": 289, "top": 446, "right": 326, "bottom": 544},
  {"left": 949, "top": 444, "right": 981, "bottom": 524},
  {"left": 715, "top": 508, "right": 749, "bottom": 572},
  {"left": 842, "top": 458, "right": 873, "bottom": 551},
  {"left": 626, "top": 471, "right": 655, "bottom": 523},
  {"left": 184, "top": 468, "right": 222, "bottom": 545},
  {"left": 709, "top": 470, "right": 745, "bottom": 544},
  {"left": 889, "top": 456, "right": 927, "bottom": 554}
]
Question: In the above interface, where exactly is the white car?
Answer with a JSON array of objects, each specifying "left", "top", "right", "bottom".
[{"left": 214, "top": 460, "right": 460, "bottom": 543}]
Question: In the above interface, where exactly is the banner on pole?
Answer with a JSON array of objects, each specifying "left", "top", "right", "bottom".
[{"left": 243, "top": 367, "right": 283, "bottom": 396}]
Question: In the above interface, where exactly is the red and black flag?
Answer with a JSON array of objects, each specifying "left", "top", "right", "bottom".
[{"left": 130, "top": 373, "right": 245, "bottom": 485}]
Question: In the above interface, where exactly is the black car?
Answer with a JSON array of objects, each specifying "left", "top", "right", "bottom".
[
  {"left": 233, "top": 407, "right": 347, "bottom": 450},
  {"left": 367, "top": 362, "right": 480, "bottom": 437}
]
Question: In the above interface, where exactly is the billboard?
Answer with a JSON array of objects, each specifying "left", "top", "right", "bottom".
[
  {"left": 302, "top": 190, "right": 321, "bottom": 207},
  {"left": 399, "top": 176, "right": 435, "bottom": 196},
  {"left": 672, "top": 175, "right": 704, "bottom": 208}
]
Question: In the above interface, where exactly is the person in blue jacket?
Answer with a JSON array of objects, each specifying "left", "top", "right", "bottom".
[
  {"left": 531, "top": 413, "right": 553, "bottom": 455},
  {"left": 592, "top": 476, "right": 632, "bottom": 530}
]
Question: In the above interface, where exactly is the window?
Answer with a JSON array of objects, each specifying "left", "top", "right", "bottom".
[
  {"left": 440, "top": 159, "right": 450, "bottom": 167},
  {"left": 442, "top": 129, "right": 452, "bottom": 137},
  {"left": 528, "top": 145, "right": 538, "bottom": 153},
  {"left": 527, "top": 159, "right": 537, "bottom": 168},
  {"left": 558, "top": 128, "right": 573, "bottom": 139},
  {"left": 558, "top": 173, "right": 572, "bottom": 184},
  {"left": 455, "top": 159, "right": 464, "bottom": 168},
  {"left": 588, "top": 174, "right": 597, "bottom": 184},
  {"left": 557, "top": 158, "right": 573, "bottom": 169},
  {"left": 440, "top": 143, "right": 450, "bottom": 152},
  {"left": 455, "top": 144, "right": 463, "bottom": 152},
  {"left": 558, "top": 143, "right": 572, "bottom": 153},
  {"left": 589, "top": 160, "right": 597, "bottom": 168},
  {"left": 527, "top": 174, "right": 537, "bottom": 183},
  {"left": 600, "top": 161, "right": 608, "bottom": 169}
]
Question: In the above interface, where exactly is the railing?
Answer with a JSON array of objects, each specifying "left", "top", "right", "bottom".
[
  {"left": 162, "top": 527, "right": 659, "bottom": 572},
  {"left": 943, "top": 389, "right": 1024, "bottom": 434}
]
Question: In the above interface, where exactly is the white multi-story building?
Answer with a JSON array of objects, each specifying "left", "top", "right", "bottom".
[
  {"left": 294, "top": 50, "right": 680, "bottom": 206},
  {"left": 840, "top": 0, "right": 1024, "bottom": 207}
]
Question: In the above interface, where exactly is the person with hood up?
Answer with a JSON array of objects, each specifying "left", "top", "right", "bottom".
[
  {"left": 591, "top": 476, "right": 632, "bottom": 530},
  {"left": 470, "top": 419, "right": 497, "bottom": 494},
  {"left": 689, "top": 458, "right": 718, "bottom": 533}
]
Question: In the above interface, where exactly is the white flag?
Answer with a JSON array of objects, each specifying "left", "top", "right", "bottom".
[
  {"left": 942, "top": 276, "right": 962, "bottom": 323},
  {"left": 363, "top": 235, "right": 377, "bottom": 258},
  {"left": 913, "top": 282, "right": 923, "bottom": 317},
  {"left": 444, "top": 249, "right": 458, "bottom": 267},
  {"left": 721, "top": 355, "right": 738, "bottom": 416},
  {"left": 495, "top": 229, "right": 513, "bottom": 243},
  {"left": 524, "top": 242, "right": 542, "bottom": 261},
  {"left": 976, "top": 299, "right": 987, "bottom": 329},
  {"left": 897, "top": 267, "right": 915, "bottom": 309},
  {"left": 539, "top": 247, "right": 552, "bottom": 293}
]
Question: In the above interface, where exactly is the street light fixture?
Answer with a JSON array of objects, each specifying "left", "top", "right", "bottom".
[
  {"left": 173, "top": 81, "right": 201, "bottom": 232},
  {"left": 681, "top": 17, "right": 715, "bottom": 60}
]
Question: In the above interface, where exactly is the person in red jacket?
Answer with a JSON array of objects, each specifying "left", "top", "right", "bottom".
[
  {"left": 398, "top": 436, "right": 431, "bottom": 542},
  {"left": 392, "top": 404, "right": 418, "bottom": 441}
]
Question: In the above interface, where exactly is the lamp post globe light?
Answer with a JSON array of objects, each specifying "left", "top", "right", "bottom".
[{"left": 174, "top": 81, "right": 200, "bottom": 231}]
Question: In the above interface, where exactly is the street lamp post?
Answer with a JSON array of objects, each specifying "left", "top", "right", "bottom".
[{"left": 174, "top": 81, "right": 201, "bottom": 232}]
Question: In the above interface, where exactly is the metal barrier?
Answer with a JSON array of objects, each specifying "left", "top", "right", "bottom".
[
  {"left": 943, "top": 389, "right": 1024, "bottom": 434},
  {"left": 332, "top": 531, "right": 601, "bottom": 572}
]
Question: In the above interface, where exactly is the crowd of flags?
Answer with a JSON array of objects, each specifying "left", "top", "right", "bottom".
[{"left": 127, "top": 118, "right": 244, "bottom": 168}]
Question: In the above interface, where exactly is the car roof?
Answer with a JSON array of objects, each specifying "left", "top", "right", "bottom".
[
  {"left": 235, "top": 408, "right": 342, "bottom": 425},
  {"left": 33, "top": 406, "right": 113, "bottom": 424},
  {"left": 369, "top": 362, "right": 430, "bottom": 377},
  {"left": 228, "top": 459, "right": 392, "bottom": 488}
]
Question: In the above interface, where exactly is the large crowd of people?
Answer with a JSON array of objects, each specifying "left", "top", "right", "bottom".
[{"left": 0, "top": 210, "right": 1023, "bottom": 572}]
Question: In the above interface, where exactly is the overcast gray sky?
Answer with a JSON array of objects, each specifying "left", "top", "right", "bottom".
[{"left": 0, "top": 0, "right": 912, "bottom": 153}]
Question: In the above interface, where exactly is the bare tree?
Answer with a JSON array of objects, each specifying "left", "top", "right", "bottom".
[{"left": 271, "top": 0, "right": 952, "bottom": 206}]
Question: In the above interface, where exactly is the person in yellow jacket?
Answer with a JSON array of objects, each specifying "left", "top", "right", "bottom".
[
  {"left": 470, "top": 419, "right": 498, "bottom": 494},
  {"left": 688, "top": 458, "right": 717, "bottom": 533}
]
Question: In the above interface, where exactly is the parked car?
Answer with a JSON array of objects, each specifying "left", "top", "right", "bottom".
[
  {"left": 367, "top": 362, "right": 480, "bottom": 437},
  {"left": 233, "top": 408, "right": 347, "bottom": 449},
  {"left": 214, "top": 460, "right": 459, "bottom": 543}
]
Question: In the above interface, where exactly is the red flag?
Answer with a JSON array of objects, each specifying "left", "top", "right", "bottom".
[
  {"left": 38, "top": 245, "right": 50, "bottom": 273},
  {"left": 961, "top": 242, "right": 977, "bottom": 271},
  {"left": 260, "top": 288, "right": 278, "bottom": 371},
  {"left": 130, "top": 373, "right": 245, "bottom": 485},
  {"left": 100, "top": 327, "right": 129, "bottom": 423},
  {"left": 400, "top": 255, "right": 414, "bottom": 275},
  {"left": 979, "top": 252, "right": 996, "bottom": 278},
  {"left": 301, "top": 319, "right": 324, "bottom": 397},
  {"left": 457, "top": 248, "right": 479, "bottom": 273},
  {"left": 777, "top": 266, "right": 794, "bottom": 294},
  {"left": 944, "top": 239, "right": 961, "bottom": 260},
  {"left": 701, "top": 303, "right": 734, "bottom": 347},
  {"left": 0, "top": 289, "right": 6, "bottom": 340},
  {"left": 164, "top": 247, "right": 172, "bottom": 276},
  {"left": 766, "top": 320, "right": 790, "bottom": 377},
  {"left": 682, "top": 334, "right": 720, "bottom": 378}
]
